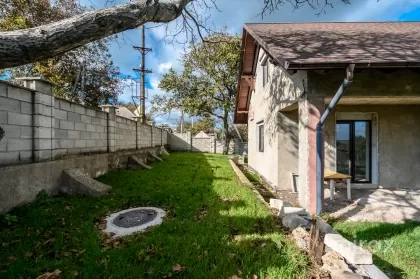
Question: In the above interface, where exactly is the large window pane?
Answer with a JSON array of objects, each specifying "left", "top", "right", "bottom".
[
  {"left": 354, "top": 121, "right": 370, "bottom": 182},
  {"left": 336, "top": 123, "right": 351, "bottom": 176}
]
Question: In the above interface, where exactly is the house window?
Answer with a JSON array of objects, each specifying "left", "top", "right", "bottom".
[
  {"left": 257, "top": 121, "right": 264, "bottom": 152},
  {"left": 262, "top": 63, "right": 268, "bottom": 87}
]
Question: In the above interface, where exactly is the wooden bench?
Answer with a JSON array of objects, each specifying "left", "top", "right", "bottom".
[{"left": 324, "top": 172, "right": 352, "bottom": 201}]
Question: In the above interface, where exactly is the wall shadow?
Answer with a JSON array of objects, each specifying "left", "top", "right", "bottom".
[{"left": 0, "top": 152, "right": 309, "bottom": 279}]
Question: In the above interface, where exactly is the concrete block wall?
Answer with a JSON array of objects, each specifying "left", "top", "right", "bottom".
[
  {"left": 54, "top": 98, "right": 108, "bottom": 157},
  {"left": 138, "top": 123, "right": 152, "bottom": 148},
  {"left": 152, "top": 126, "right": 162, "bottom": 147},
  {"left": 0, "top": 81, "right": 34, "bottom": 165},
  {"left": 168, "top": 132, "right": 225, "bottom": 154},
  {"left": 0, "top": 79, "right": 168, "bottom": 167},
  {"left": 192, "top": 138, "right": 213, "bottom": 152},
  {"left": 169, "top": 132, "right": 192, "bottom": 151},
  {"left": 115, "top": 116, "right": 136, "bottom": 151}
]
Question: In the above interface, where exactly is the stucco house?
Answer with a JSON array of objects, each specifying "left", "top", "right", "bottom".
[{"left": 234, "top": 22, "right": 420, "bottom": 214}]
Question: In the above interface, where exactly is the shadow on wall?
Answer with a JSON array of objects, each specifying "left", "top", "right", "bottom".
[{"left": 262, "top": 66, "right": 334, "bottom": 161}]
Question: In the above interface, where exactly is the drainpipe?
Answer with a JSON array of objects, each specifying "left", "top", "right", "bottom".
[{"left": 316, "top": 64, "right": 355, "bottom": 215}]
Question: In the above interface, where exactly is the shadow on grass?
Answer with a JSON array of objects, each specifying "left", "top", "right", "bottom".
[
  {"left": 332, "top": 220, "right": 420, "bottom": 279},
  {"left": 0, "top": 153, "right": 309, "bottom": 279}
]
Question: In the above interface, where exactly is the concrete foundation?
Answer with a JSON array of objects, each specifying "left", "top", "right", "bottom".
[{"left": 0, "top": 146, "right": 163, "bottom": 212}]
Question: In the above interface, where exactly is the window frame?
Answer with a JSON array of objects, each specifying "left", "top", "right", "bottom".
[
  {"left": 262, "top": 63, "right": 268, "bottom": 87},
  {"left": 257, "top": 121, "right": 264, "bottom": 152}
]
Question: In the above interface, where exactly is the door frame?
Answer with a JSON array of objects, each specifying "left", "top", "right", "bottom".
[
  {"left": 336, "top": 120, "right": 372, "bottom": 183},
  {"left": 335, "top": 112, "right": 378, "bottom": 185}
]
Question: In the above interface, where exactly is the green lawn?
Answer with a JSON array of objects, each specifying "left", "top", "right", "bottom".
[
  {"left": 0, "top": 153, "right": 309, "bottom": 279},
  {"left": 332, "top": 221, "right": 420, "bottom": 279}
]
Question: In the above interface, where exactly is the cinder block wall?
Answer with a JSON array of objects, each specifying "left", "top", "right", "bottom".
[
  {"left": 54, "top": 98, "right": 108, "bottom": 157},
  {"left": 168, "top": 132, "right": 226, "bottom": 154},
  {"left": 116, "top": 116, "right": 137, "bottom": 151},
  {"left": 0, "top": 81, "right": 34, "bottom": 165},
  {"left": 0, "top": 79, "right": 168, "bottom": 166}
]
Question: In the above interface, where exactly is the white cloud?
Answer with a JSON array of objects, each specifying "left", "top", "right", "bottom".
[
  {"left": 158, "top": 62, "right": 172, "bottom": 72},
  {"left": 79, "top": 0, "right": 420, "bottom": 126}
]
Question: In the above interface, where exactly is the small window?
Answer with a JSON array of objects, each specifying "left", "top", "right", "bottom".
[
  {"left": 258, "top": 123, "right": 264, "bottom": 152},
  {"left": 262, "top": 64, "right": 268, "bottom": 87}
]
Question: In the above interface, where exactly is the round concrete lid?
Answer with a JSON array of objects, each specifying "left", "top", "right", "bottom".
[{"left": 113, "top": 209, "right": 157, "bottom": 228}]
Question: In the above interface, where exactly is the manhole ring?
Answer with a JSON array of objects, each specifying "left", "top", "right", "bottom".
[
  {"left": 104, "top": 207, "right": 166, "bottom": 237},
  {"left": 113, "top": 209, "right": 158, "bottom": 228}
]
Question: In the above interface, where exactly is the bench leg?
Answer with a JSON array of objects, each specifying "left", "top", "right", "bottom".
[
  {"left": 330, "top": 180, "right": 335, "bottom": 201},
  {"left": 347, "top": 178, "right": 351, "bottom": 200}
]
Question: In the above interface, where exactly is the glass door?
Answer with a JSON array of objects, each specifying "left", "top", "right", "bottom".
[{"left": 336, "top": 120, "right": 372, "bottom": 183}]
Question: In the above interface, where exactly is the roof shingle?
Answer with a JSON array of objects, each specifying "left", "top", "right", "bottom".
[{"left": 244, "top": 22, "right": 420, "bottom": 69}]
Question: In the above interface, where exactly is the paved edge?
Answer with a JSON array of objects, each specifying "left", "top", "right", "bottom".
[{"left": 228, "top": 159, "right": 269, "bottom": 208}]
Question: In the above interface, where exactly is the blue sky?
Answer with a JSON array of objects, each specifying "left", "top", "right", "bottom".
[{"left": 80, "top": 0, "right": 420, "bottom": 126}]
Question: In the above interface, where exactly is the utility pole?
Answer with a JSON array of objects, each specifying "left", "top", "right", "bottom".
[{"left": 133, "top": 25, "right": 152, "bottom": 124}]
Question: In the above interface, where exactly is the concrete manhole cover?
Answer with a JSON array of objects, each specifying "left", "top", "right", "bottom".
[{"left": 104, "top": 207, "right": 165, "bottom": 237}]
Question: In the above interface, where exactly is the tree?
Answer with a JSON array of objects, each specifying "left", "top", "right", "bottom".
[
  {"left": 0, "top": 0, "right": 123, "bottom": 107},
  {"left": 176, "top": 121, "right": 192, "bottom": 133},
  {"left": 154, "top": 32, "right": 240, "bottom": 153},
  {"left": 0, "top": 0, "right": 353, "bottom": 69},
  {"left": 190, "top": 116, "right": 215, "bottom": 135}
]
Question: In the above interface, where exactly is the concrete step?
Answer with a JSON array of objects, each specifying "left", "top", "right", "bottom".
[{"left": 61, "top": 169, "right": 111, "bottom": 198}]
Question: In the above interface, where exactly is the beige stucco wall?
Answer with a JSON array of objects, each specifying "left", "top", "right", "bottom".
[
  {"left": 324, "top": 105, "right": 420, "bottom": 189},
  {"left": 248, "top": 49, "right": 304, "bottom": 189}
]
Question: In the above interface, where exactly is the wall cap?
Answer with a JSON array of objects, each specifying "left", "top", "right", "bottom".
[{"left": 14, "top": 77, "right": 57, "bottom": 86}]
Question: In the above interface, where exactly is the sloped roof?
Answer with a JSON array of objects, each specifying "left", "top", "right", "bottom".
[
  {"left": 116, "top": 106, "right": 137, "bottom": 119},
  {"left": 194, "top": 131, "right": 211, "bottom": 139},
  {"left": 244, "top": 22, "right": 420, "bottom": 69}
]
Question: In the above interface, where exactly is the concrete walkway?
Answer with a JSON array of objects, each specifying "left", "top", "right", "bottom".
[{"left": 324, "top": 189, "right": 420, "bottom": 223}]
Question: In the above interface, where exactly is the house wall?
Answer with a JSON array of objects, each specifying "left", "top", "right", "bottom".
[
  {"left": 248, "top": 49, "right": 305, "bottom": 189},
  {"left": 324, "top": 105, "right": 420, "bottom": 189},
  {"left": 307, "top": 69, "right": 420, "bottom": 189}
]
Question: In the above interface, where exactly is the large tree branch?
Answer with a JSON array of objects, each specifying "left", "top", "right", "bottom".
[{"left": 0, "top": 0, "right": 192, "bottom": 68}]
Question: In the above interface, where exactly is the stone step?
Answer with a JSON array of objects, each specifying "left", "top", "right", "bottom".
[
  {"left": 61, "top": 169, "right": 111, "bottom": 198},
  {"left": 281, "top": 207, "right": 308, "bottom": 217},
  {"left": 282, "top": 214, "right": 310, "bottom": 230},
  {"left": 269, "top": 198, "right": 292, "bottom": 211},
  {"left": 324, "top": 233, "right": 373, "bottom": 265}
]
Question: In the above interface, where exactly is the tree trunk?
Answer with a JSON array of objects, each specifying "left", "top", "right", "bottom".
[
  {"left": 222, "top": 113, "right": 230, "bottom": 155},
  {"left": 0, "top": 0, "right": 191, "bottom": 69}
]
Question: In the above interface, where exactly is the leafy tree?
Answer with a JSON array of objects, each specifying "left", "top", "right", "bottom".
[
  {"left": 190, "top": 116, "right": 215, "bottom": 135},
  {"left": 154, "top": 32, "right": 241, "bottom": 153},
  {"left": 176, "top": 121, "right": 192, "bottom": 133},
  {"left": 0, "top": 0, "right": 123, "bottom": 107}
]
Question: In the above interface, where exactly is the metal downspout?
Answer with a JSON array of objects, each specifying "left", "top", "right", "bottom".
[{"left": 316, "top": 64, "right": 355, "bottom": 215}]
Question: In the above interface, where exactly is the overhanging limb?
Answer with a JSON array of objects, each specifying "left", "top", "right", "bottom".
[{"left": 316, "top": 64, "right": 355, "bottom": 215}]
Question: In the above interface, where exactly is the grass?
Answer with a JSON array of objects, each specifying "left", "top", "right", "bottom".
[
  {"left": 332, "top": 221, "right": 420, "bottom": 279},
  {"left": 0, "top": 153, "right": 309, "bottom": 279}
]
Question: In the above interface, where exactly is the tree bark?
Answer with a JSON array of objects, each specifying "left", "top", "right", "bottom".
[
  {"left": 222, "top": 112, "right": 230, "bottom": 155},
  {"left": 0, "top": 0, "right": 192, "bottom": 69}
]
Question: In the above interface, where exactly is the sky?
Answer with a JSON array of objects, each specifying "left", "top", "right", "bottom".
[{"left": 80, "top": 0, "right": 420, "bottom": 126}]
